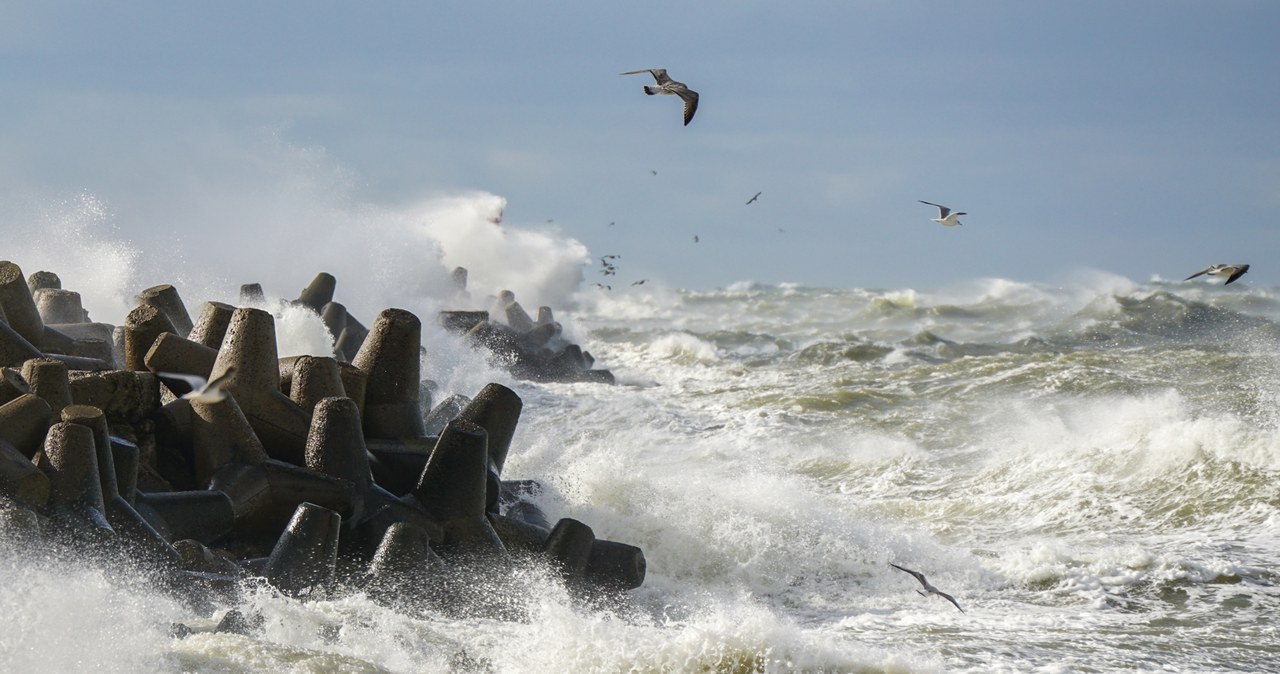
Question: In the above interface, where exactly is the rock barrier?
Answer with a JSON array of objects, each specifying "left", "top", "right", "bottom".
[
  {"left": 0, "top": 260, "right": 645, "bottom": 625},
  {"left": 439, "top": 268, "right": 615, "bottom": 384}
]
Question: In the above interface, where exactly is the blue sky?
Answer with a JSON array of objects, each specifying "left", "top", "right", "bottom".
[{"left": 2, "top": 1, "right": 1278, "bottom": 295}]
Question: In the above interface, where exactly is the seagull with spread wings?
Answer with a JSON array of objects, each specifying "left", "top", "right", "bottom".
[
  {"left": 889, "top": 563, "right": 965, "bottom": 613},
  {"left": 621, "top": 68, "right": 699, "bottom": 126},
  {"left": 918, "top": 200, "right": 966, "bottom": 226},
  {"left": 1184, "top": 263, "right": 1250, "bottom": 285}
]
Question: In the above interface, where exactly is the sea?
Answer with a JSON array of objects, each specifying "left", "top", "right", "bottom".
[{"left": 2, "top": 191, "right": 1279, "bottom": 673}]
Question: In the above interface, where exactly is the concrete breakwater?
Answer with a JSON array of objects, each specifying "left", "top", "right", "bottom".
[
  {"left": 0, "top": 260, "right": 645, "bottom": 630},
  {"left": 441, "top": 267, "right": 616, "bottom": 385}
]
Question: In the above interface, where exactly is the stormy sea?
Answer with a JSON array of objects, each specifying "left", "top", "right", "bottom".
[{"left": 2, "top": 191, "right": 1279, "bottom": 673}]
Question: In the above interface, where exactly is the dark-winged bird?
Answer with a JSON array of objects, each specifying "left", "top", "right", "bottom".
[
  {"left": 918, "top": 200, "right": 966, "bottom": 226},
  {"left": 889, "top": 563, "right": 965, "bottom": 613},
  {"left": 1185, "top": 263, "right": 1249, "bottom": 285},
  {"left": 621, "top": 68, "right": 699, "bottom": 126}
]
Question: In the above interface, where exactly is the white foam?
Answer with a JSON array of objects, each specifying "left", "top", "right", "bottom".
[{"left": 1, "top": 133, "right": 592, "bottom": 326}]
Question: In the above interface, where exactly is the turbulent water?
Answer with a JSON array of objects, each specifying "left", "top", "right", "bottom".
[{"left": 4, "top": 215, "right": 1280, "bottom": 671}]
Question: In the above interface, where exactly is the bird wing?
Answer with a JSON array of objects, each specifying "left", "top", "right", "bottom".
[
  {"left": 1224, "top": 265, "right": 1249, "bottom": 284},
  {"left": 678, "top": 89, "right": 699, "bottom": 125},
  {"left": 937, "top": 591, "right": 966, "bottom": 613},
  {"left": 1184, "top": 265, "right": 1219, "bottom": 280},
  {"left": 917, "top": 200, "right": 950, "bottom": 218},
  {"left": 621, "top": 68, "right": 669, "bottom": 84},
  {"left": 188, "top": 366, "right": 236, "bottom": 402},
  {"left": 889, "top": 563, "right": 927, "bottom": 587},
  {"left": 156, "top": 371, "right": 204, "bottom": 397}
]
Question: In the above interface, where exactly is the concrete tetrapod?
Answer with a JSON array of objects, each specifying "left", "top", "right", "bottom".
[
  {"left": 262, "top": 501, "right": 342, "bottom": 598},
  {"left": 456, "top": 382, "right": 522, "bottom": 511},
  {"left": 207, "top": 307, "right": 311, "bottom": 465},
  {"left": 38, "top": 421, "right": 112, "bottom": 536},
  {"left": 188, "top": 301, "right": 237, "bottom": 350},
  {"left": 304, "top": 396, "right": 443, "bottom": 545},
  {"left": 0, "top": 394, "right": 54, "bottom": 459},
  {"left": 362, "top": 521, "right": 445, "bottom": 607},
  {"left": 352, "top": 308, "right": 426, "bottom": 439},
  {"left": 21, "top": 357, "right": 72, "bottom": 418},
  {"left": 136, "top": 284, "right": 195, "bottom": 338},
  {"left": 411, "top": 419, "right": 507, "bottom": 561}
]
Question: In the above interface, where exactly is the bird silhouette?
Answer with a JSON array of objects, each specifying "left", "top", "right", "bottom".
[
  {"left": 156, "top": 367, "right": 237, "bottom": 403},
  {"left": 1185, "top": 263, "right": 1249, "bottom": 285},
  {"left": 889, "top": 563, "right": 965, "bottom": 613},
  {"left": 918, "top": 200, "right": 966, "bottom": 226},
  {"left": 621, "top": 68, "right": 700, "bottom": 125}
]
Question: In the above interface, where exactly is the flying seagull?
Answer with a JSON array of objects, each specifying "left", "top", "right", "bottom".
[
  {"left": 746, "top": 191, "right": 762, "bottom": 205},
  {"left": 621, "top": 68, "right": 699, "bottom": 126},
  {"left": 156, "top": 367, "right": 237, "bottom": 404},
  {"left": 889, "top": 563, "right": 965, "bottom": 613},
  {"left": 631, "top": 279, "right": 647, "bottom": 286},
  {"left": 1185, "top": 263, "right": 1250, "bottom": 285},
  {"left": 918, "top": 200, "right": 966, "bottom": 226}
]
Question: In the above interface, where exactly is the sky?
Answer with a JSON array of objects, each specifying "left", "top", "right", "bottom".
[{"left": 2, "top": 1, "right": 1278, "bottom": 300}]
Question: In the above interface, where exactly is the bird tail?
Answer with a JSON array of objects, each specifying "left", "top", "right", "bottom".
[{"left": 643, "top": 86, "right": 657, "bottom": 96}]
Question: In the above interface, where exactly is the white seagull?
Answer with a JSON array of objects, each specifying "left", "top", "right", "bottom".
[
  {"left": 1184, "top": 263, "right": 1250, "bottom": 285},
  {"left": 621, "top": 68, "right": 699, "bottom": 126},
  {"left": 918, "top": 200, "right": 966, "bottom": 226},
  {"left": 889, "top": 563, "right": 965, "bottom": 613},
  {"left": 157, "top": 367, "right": 237, "bottom": 403}
]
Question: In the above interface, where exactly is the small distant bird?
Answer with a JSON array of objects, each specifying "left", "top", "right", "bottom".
[
  {"left": 601, "top": 255, "right": 619, "bottom": 277},
  {"left": 1185, "top": 263, "right": 1250, "bottom": 285},
  {"left": 608, "top": 221, "right": 616, "bottom": 227},
  {"left": 918, "top": 200, "right": 966, "bottom": 226},
  {"left": 593, "top": 283, "right": 612, "bottom": 291},
  {"left": 157, "top": 367, "right": 237, "bottom": 404},
  {"left": 631, "top": 279, "right": 647, "bottom": 286},
  {"left": 621, "top": 68, "right": 699, "bottom": 126},
  {"left": 889, "top": 563, "right": 965, "bottom": 613},
  {"left": 746, "top": 192, "right": 762, "bottom": 205},
  {"left": 650, "top": 170, "right": 658, "bottom": 176},
  {"left": 693, "top": 235, "right": 700, "bottom": 243}
]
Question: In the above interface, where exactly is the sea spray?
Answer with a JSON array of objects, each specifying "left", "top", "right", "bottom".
[{"left": 6, "top": 170, "right": 1280, "bottom": 670}]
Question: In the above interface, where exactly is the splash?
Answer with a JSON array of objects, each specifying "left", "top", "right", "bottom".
[{"left": 0, "top": 133, "right": 592, "bottom": 324}]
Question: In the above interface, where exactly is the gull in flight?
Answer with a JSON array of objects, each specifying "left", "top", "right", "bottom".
[
  {"left": 746, "top": 191, "right": 762, "bottom": 205},
  {"left": 1184, "top": 263, "right": 1250, "bottom": 285},
  {"left": 621, "top": 68, "right": 699, "bottom": 126},
  {"left": 889, "top": 563, "right": 965, "bottom": 613},
  {"left": 918, "top": 200, "right": 966, "bottom": 226},
  {"left": 157, "top": 367, "right": 237, "bottom": 403}
]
